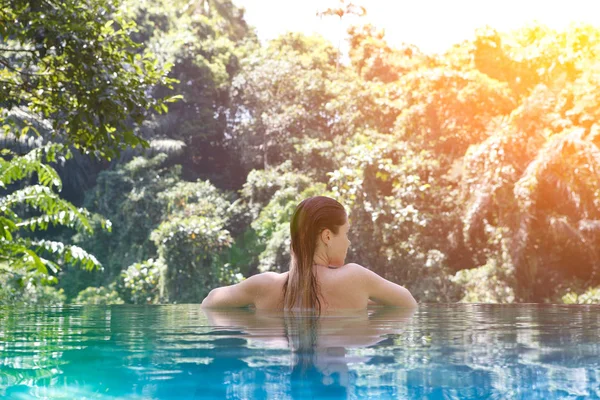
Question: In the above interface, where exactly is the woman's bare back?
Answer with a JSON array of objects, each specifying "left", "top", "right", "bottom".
[{"left": 253, "top": 263, "right": 369, "bottom": 310}]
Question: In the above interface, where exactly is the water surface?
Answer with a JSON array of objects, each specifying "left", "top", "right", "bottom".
[{"left": 1, "top": 303, "right": 600, "bottom": 399}]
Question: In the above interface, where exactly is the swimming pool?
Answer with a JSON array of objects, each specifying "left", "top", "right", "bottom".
[{"left": 1, "top": 303, "right": 599, "bottom": 399}]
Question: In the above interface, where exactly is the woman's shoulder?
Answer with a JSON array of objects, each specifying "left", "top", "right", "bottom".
[
  {"left": 254, "top": 271, "right": 291, "bottom": 290},
  {"left": 338, "top": 263, "right": 372, "bottom": 284},
  {"left": 253, "top": 271, "right": 282, "bottom": 283},
  {"left": 258, "top": 264, "right": 367, "bottom": 280},
  {"left": 343, "top": 262, "right": 366, "bottom": 270},
  {"left": 341, "top": 262, "right": 370, "bottom": 276}
]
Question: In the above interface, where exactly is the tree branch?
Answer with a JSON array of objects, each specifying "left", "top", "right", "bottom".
[
  {"left": 0, "top": 57, "right": 50, "bottom": 76},
  {"left": 0, "top": 47, "right": 37, "bottom": 54}
]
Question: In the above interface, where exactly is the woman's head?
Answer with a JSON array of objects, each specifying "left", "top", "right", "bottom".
[
  {"left": 283, "top": 196, "right": 350, "bottom": 312},
  {"left": 290, "top": 196, "right": 350, "bottom": 268}
]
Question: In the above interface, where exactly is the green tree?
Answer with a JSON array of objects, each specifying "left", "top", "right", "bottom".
[
  {"left": 0, "top": 145, "right": 109, "bottom": 303},
  {"left": 1, "top": 0, "right": 177, "bottom": 160},
  {"left": 347, "top": 24, "right": 427, "bottom": 83},
  {"left": 459, "top": 26, "right": 600, "bottom": 301},
  {"left": 394, "top": 66, "right": 515, "bottom": 162},
  {"left": 151, "top": 180, "right": 241, "bottom": 303},
  {"left": 60, "top": 154, "right": 181, "bottom": 298},
  {"left": 118, "top": 258, "right": 163, "bottom": 304},
  {"left": 316, "top": 0, "right": 366, "bottom": 73},
  {"left": 121, "top": 0, "right": 255, "bottom": 190},
  {"left": 229, "top": 33, "right": 339, "bottom": 172},
  {"left": 72, "top": 284, "right": 124, "bottom": 305}
]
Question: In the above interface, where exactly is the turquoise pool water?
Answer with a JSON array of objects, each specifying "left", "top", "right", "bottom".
[{"left": 1, "top": 303, "right": 599, "bottom": 399}]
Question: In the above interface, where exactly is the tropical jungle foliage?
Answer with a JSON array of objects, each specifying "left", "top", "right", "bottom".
[{"left": 2, "top": 0, "right": 600, "bottom": 305}]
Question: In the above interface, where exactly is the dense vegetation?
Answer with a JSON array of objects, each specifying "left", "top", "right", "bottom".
[{"left": 2, "top": 0, "right": 600, "bottom": 306}]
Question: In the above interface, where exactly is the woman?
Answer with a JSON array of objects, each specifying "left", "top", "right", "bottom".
[{"left": 201, "top": 195, "right": 417, "bottom": 311}]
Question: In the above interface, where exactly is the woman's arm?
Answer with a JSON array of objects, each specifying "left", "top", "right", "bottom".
[
  {"left": 352, "top": 263, "right": 418, "bottom": 308},
  {"left": 202, "top": 275, "right": 261, "bottom": 308},
  {"left": 201, "top": 273, "right": 271, "bottom": 308}
]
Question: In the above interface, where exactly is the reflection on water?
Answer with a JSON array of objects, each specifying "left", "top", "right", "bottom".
[
  {"left": 203, "top": 307, "right": 415, "bottom": 399},
  {"left": 1, "top": 304, "right": 600, "bottom": 399}
]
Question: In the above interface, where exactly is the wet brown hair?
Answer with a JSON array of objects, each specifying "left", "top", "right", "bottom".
[{"left": 282, "top": 196, "right": 347, "bottom": 314}]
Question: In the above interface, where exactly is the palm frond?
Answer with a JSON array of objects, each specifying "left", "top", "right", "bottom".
[
  {"left": 116, "top": 138, "right": 186, "bottom": 164},
  {"left": 515, "top": 127, "right": 600, "bottom": 213},
  {"left": 510, "top": 210, "right": 534, "bottom": 273},
  {"left": 2, "top": 238, "right": 102, "bottom": 274},
  {"left": 512, "top": 128, "right": 600, "bottom": 280},
  {"left": 0, "top": 132, "right": 45, "bottom": 154},
  {"left": 0, "top": 240, "right": 50, "bottom": 275},
  {"left": 547, "top": 215, "right": 592, "bottom": 247},
  {"left": 462, "top": 190, "right": 491, "bottom": 246},
  {"left": 0, "top": 145, "right": 107, "bottom": 279},
  {"left": 2, "top": 106, "right": 54, "bottom": 137},
  {"left": 1, "top": 108, "right": 101, "bottom": 194},
  {"left": 460, "top": 129, "right": 521, "bottom": 248},
  {"left": 0, "top": 144, "right": 65, "bottom": 189},
  {"left": 542, "top": 170, "right": 583, "bottom": 216},
  {"left": 0, "top": 185, "right": 93, "bottom": 234},
  {"left": 32, "top": 239, "right": 102, "bottom": 272},
  {"left": 547, "top": 215, "right": 599, "bottom": 272},
  {"left": 149, "top": 139, "right": 186, "bottom": 156}
]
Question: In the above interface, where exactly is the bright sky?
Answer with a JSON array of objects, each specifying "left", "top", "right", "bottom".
[{"left": 233, "top": 0, "right": 600, "bottom": 55}]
